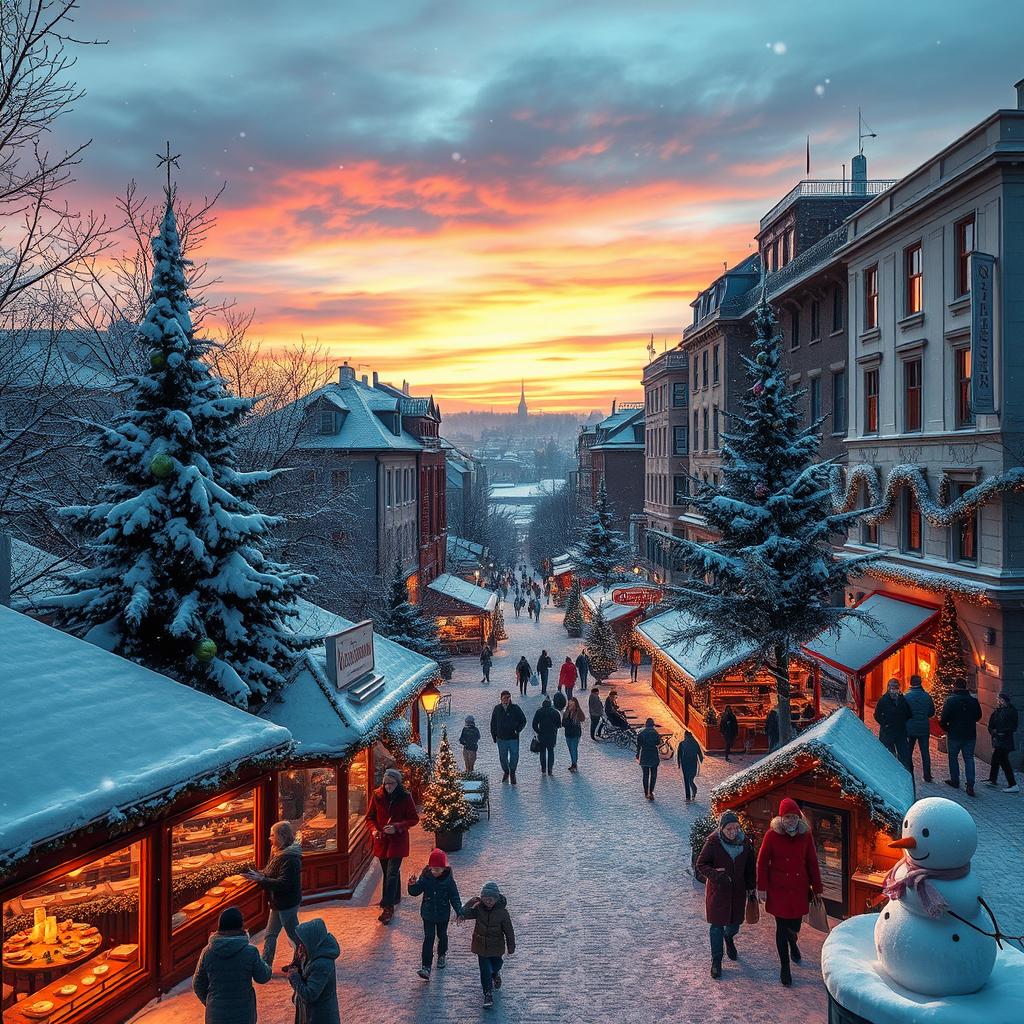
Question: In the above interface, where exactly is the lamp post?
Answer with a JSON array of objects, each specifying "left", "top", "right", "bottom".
[
  {"left": 474, "top": 569, "right": 481, "bottom": 585},
  {"left": 420, "top": 681, "right": 442, "bottom": 761}
]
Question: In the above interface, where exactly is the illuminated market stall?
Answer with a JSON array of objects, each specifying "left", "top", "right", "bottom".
[
  {"left": 710, "top": 708, "right": 915, "bottom": 919},
  {"left": 421, "top": 572, "right": 498, "bottom": 654},
  {"left": 581, "top": 584, "right": 660, "bottom": 648}
]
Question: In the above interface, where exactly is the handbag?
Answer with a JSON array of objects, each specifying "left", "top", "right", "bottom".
[
  {"left": 806, "top": 894, "right": 830, "bottom": 934},
  {"left": 744, "top": 895, "right": 760, "bottom": 926},
  {"left": 529, "top": 737, "right": 541, "bottom": 753}
]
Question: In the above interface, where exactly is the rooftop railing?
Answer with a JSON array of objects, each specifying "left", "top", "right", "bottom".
[{"left": 760, "top": 179, "right": 896, "bottom": 231}]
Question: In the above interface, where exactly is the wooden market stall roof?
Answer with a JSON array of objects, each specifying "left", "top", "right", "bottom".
[
  {"left": 424, "top": 572, "right": 498, "bottom": 613},
  {"left": 0, "top": 606, "right": 293, "bottom": 878},
  {"left": 582, "top": 584, "right": 644, "bottom": 624},
  {"left": 710, "top": 707, "right": 915, "bottom": 834},
  {"left": 802, "top": 592, "right": 939, "bottom": 676}
]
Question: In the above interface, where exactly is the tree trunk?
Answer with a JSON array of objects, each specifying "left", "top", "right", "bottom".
[{"left": 773, "top": 643, "right": 794, "bottom": 745}]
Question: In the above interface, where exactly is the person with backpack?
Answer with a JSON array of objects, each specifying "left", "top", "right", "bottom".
[
  {"left": 532, "top": 696, "right": 562, "bottom": 775},
  {"left": 192, "top": 907, "right": 271, "bottom": 1024},
  {"left": 480, "top": 645, "right": 493, "bottom": 685},
  {"left": 515, "top": 655, "right": 531, "bottom": 696},
  {"left": 987, "top": 691, "right": 1020, "bottom": 792},
  {"left": 939, "top": 679, "right": 983, "bottom": 796},
  {"left": 536, "top": 650, "right": 553, "bottom": 695},
  {"left": 408, "top": 848, "right": 463, "bottom": 980},
  {"left": 461, "top": 881, "right": 516, "bottom": 1010},
  {"left": 285, "top": 918, "right": 341, "bottom": 1024},
  {"left": 903, "top": 674, "right": 935, "bottom": 781},
  {"left": 459, "top": 715, "right": 481, "bottom": 772}
]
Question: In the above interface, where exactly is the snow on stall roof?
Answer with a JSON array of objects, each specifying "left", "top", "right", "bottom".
[
  {"left": 711, "top": 707, "right": 915, "bottom": 833},
  {"left": 582, "top": 585, "right": 640, "bottom": 623},
  {"left": 803, "top": 592, "right": 938, "bottom": 674},
  {"left": 0, "top": 606, "right": 292, "bottom": 873},
  {"left": 427, "top": 573, "right": 497, "bottom": 611},
  {"left": 636, "top": 608, "right": 758, "bottom": 685}
]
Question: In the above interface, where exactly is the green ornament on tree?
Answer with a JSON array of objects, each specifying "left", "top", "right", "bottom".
[
  {"left": 149, "top": 350, "right": 167, "bottom": 371},
  {"left": 194, "top": 638, "right": 217, "bottom": 662},
  {"left": 150, "top": 453, "right": 174, "bottom": 479},
  {"left": 756, "top": 351, "right": 769, "bottom": 365}
]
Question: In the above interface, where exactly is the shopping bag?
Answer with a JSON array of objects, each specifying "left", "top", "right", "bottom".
[
  {"left": 530, "top": 672, "right": 539, "bottom": 687},
  {"left": 529, "top": 737, "right": 541, "bottom": 754},
  {"left": 745, "top": 895, "right": 760, "bottom": 926},
  {"left": 806, "top": 894, "right": 830, "bottom": 934}
]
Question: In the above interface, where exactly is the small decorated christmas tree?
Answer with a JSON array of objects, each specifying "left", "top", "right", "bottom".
[
  {"left": 492, "top": 602, "right": 507, "bottom": 642},
  {"left": 931, "top": 594, "right": 969, "bottom": 712},
  {"left": 572, "top": 478, "right": 632, "bottom": 590},
  {"left": 563, "top": 575, "right": 584, "bottom": 637},
  {"left": 586, "top": 604, "right": 618, "bottom": 680},
  {"left": 420, "top": 728, "right": 478, "bottom": 835},
  {"left": 377, "top": 561, "right": 453, "bottom": 678}
]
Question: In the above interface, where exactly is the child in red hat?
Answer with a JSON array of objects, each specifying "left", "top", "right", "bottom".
[{"left": 408, "top": 848, "right": 463, "bottom": 980}]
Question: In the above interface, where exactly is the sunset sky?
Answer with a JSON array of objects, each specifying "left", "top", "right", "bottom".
[{"left": 58, "top": 0, "right": 1024, "bottom": 413}]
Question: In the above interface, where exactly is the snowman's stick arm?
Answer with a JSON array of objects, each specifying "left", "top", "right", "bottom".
[{"left": 945, "top": 896, "right": 1024, "bottom": 952}]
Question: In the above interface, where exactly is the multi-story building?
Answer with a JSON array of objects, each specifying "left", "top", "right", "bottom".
[
  {"left": 574, "top": 423, "right": 597, "bottom": 512},
  {"left": 640, "top": 349, "right": 689, "bottom": 582},
  {"left": 588, "top": 401, "right": 645, "bottom": 541}
]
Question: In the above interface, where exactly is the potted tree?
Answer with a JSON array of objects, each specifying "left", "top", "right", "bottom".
[{"left": 421, "top": 728, "right": 478, "bottom": 852}]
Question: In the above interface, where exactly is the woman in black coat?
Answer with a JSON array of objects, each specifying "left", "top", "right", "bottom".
[
  {"left": 987, "top": 691, "right": 1020, "bottom": 791},
  {"left": 720, "top": 706, "right": 739, "bottom": 761},
  {"left": 192, "top": 907, "right": 271, "bottom": 1024},
  {"left": 515, "top": 656, "right": 531, "bottom": 696},
  {"left": 635, "top": 718, "right": 662, "bottom": 800}
]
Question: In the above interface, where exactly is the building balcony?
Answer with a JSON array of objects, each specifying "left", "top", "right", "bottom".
[{"left": 759, "top": 179, "right": 896, "bottom": 232}]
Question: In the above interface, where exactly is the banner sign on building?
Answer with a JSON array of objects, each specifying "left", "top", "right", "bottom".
[
  {"left": 612, "top": 587, "right": 663, "bottom": 607},
  {"left": 970, "top": 252, "right": 996, "bottom": 415},
  {"left": 326, "top": 620, "right": 375, "bottom": 691}
]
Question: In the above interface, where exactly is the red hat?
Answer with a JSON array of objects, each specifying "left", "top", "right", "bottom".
[
  {"left": 428, "top": 848, "right": 448, "bottom": 869},
  {"left": 779, "top": 797, "right": 801, "bottom": 817}
]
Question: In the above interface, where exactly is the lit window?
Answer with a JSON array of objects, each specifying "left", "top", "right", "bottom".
[
  {"left": 905, "top": 243, "right": 923, "bottom": 315},
  {"left": 903, "top": 491, "right": 923, "bottom": 552},
  {"left": 904, "top": 359, "right": 922, "bottom": 432},
  {"left": 864, "top": 368, "right": 879, "bottom": 434},
  {"left": 864, "top": 266, "right": 879, "bottom": 329},
  {"left": 952, "top": 481, "right": 977, "bottom": 562},
  {"left": 956, "top": 216, "right": 975, "bottom": 297},
  {"left": 279, "top": 768, "right": 340, "bottom": 853},
  {"left": 955, "top": 349, "right": 973, "bottom": 427}
]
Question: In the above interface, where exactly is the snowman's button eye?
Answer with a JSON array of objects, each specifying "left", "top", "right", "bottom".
[
  {"left": 884, "top": 912, "right": 890, "bottom": 919},
  {"left": 952, "top": 934, "right": 960, "bottom": 942},
  {"left": 904, "top": 820, "right": 908, "bottom": 828},
  {"left": 922, "top": 828, "right": 930, "bottom": 838}
]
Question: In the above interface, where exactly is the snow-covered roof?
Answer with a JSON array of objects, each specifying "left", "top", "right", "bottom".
[
  {"left": 803, "top": 592, "right": 939, "bottom": 675},
  {"left": 426, "top": 573, "right": 498, "bottom": 612},
  {"left": 447, "top": 535, "right": 486, "bottom": 568},
  {"left": 711, "top": 707, "right": 915, "bottom": 834},
  {"left": 635, "top": 608, "right": 759, "bottom": 685},
  {"left": 582, "top": 585, "right": 643, "bottom": 623},
  {"left": 0, "top": 606, "right": 292, "bottom": 875},
  {"left": 488, "top": 480, "right": 565, "bottom": 501},
  {"left": 551, "top": 552, "right": 576, "bottom": 574}
]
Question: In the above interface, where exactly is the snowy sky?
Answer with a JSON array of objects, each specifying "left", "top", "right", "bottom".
[{"left": 57, "top": 0, "right": 1024, "bottom": 412}]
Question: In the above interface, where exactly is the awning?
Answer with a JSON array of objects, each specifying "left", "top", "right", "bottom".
[
  {"left": 802, "top": 593, "right": 939, "bottom": 676},
  {"left": 635, "top": 608, "right": 759, "bottom": 685}
]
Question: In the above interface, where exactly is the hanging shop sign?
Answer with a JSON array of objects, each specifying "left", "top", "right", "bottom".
[
  {"left": 612, "top": 587, "right": 663, "bottom": 607},
  {"left": 326, "top": 620, "right": 375, "bottom": 691},
  {"left": 970, "top": 252, "right": 996, "bottom": 415}
]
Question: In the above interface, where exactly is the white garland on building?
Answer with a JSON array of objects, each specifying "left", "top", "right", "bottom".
[{"left": 861, "top": 562, "right": 992, "bottom": 606}]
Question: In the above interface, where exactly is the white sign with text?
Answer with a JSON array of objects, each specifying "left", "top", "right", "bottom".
[{"left": 327, "top": 620, "right": 375, "bottom": 691}]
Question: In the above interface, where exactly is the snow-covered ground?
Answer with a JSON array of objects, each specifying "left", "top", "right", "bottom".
[{"left": 131, "top": 592, "right": 1024, "bottom": 1024}]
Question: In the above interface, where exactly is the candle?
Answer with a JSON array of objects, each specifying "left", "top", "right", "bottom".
[
  {"left": 32, "top": 906, "right": 46, "bottom": 941},
  {"left": 44, "top": 915, "right": 58, "bottom": 944}
]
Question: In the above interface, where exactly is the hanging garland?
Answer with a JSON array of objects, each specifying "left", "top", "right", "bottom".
[{"left": 861, "top": 562, "right": 992, "bottom": 607}]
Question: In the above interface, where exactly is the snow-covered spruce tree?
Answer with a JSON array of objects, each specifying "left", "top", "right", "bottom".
[
  {"left": 562, "top": 575, "right": 584, "bottom": 638},
  {"left": 572, "top": 478, "right": 632, "bottom": 590},
  {"left": 585, "top": 603, "right": 619, "bottom": 681},
  {"left": 667, "top": 294, "right": 877, "bottom": 744},
  {"left": 44, "top": 197, "right": 314, "bottom": 706},
  {"left": 377, "top": 560, "right": 453, "bottom": 679},
  {"left": 931, "top": 595, "right": 969, "bottom": 713},
  {"left": 420, "top": 728, "right": 477, "bottom": 834}
]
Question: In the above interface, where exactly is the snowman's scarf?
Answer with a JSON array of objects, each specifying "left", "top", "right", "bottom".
[{"left": 883, "top": 856, "right": 970, "bottom": 919}]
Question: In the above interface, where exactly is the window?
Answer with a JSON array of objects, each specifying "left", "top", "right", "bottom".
[
  {"left": 672, "top": 381, "right": 687, "bottom": 407},
  {"left": 903, "top": 358, "right": 922, "bottom": 432},
  {"left": 832, "top": 287, "right": 843, "bottom": 332},
  {"left": 347, "top": 749, "right": 370, "bottom": 849},
  {"left": 279, "top": 767, "right": 340, "bottom": 853},
  {"left": 712, "top": 404, "right": 719, "bottom": 449},
  {"left": 809, "top": 377, "right": 821, "bottom": 423},
  {"left": 951, "top": 481, "right": 977, "bottom": 563},
  {"left": 956, "top": 215, "right": 975, "bottom": 297},
  {"left": 712, "top": 344, "right": 720, "bottom": 385},
  {"left": 832, "top": 369, "right": 847, "bottom": 433},
  {"left": 955, "top": 348, "right": 973, "bottom": 427},
  {"left": 790, "top": 309, "right": 800, "bottom": 350},
  {"left": 905, "top": 243, "right": 923, "bottom": 315},
  {"left": 330, "top": 469, "right": 349, "bottom": 491},
  {"left": 693, "top": 356, "right": 699, "bottom": 392},
  {"left": 772, "top": 239, "right": 780, "bottom": 271},
  {"left": 673, "top": 475, "right": 689, "bottom": 504},
  {"left": 702, "top": 408, "right": 709, "bottom": 451},
  {"left": 810, "top": 300, "right": 821, "bottom": 341},
  {"left": 386, "top": 469, "right": 393, "bottom": 507},
  {"left": 673, "top": 425, "right": 688, "bottom": 455},
  {"left": 319, "top": 409, "right": 335, "bottom": 435},
  {"left": 864, "top": 367, "right": 879, "bottom": 434},
  {"left": 862, "top": 516, "right": 878, "bottom": 545},
  {"left": 782, "top": 230, "right": 791, "bottom": 266},
  {"left": 902, "top": 490, "right": 923, "bottom": 552},
  {"left": 864, "top": 265, "right": 879, "bottom": 329},
  {"left": 702, "top": 350, "right": 708, "bottom": 388}
]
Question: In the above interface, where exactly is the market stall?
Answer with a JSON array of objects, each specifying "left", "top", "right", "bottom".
[
  {"left": 634, "top": 609, "right": 820, "bottom": 754},
  {"left": 710, "top": 708, "right": 915, "bottom": 919},
  {"left": 421, "top": 572, "right": 498, "bottom": 654},
  {"left": 581, "top": 584, "right": 660, "bottom": 648},
  {"left": 0, "top": 606, "right": 292, "bottom": 1024}
]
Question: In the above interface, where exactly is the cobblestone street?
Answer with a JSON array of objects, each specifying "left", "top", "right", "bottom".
[{"left": 133, "top": 595, "right": 1023, "bottom": 1024}]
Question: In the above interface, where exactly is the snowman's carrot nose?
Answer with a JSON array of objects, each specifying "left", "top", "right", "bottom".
[{"left": 890, "top": 836, "right": 917, "bottom": 849}]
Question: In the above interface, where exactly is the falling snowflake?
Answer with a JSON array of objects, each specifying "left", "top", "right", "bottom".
[
  {"left": 815, "top": 84, "right": 826, "bottom": 96},
  {"left": 248, "top": 166, "right": 254, "bottom": 172},
  {"left": 451, "top": 152, "right": 462, "bottom": 162},
  {"left": 239, "top": 131, "right": 247, "bottom": 138},
  {"left": 772, "top": 41, "right": 787, "bottom": 55}
]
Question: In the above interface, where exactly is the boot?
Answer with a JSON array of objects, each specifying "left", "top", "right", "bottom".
[
  {"left": 725, "top": 937, "right": 738, "bottom": 961},
  {"left": 380, "top": 906, "right": 394, "bottom": 925},
  {"left": 483, "top": 991, "right": 494, "bottom": 1008},
  {"left": 710, "top": 958, "right": 722, "bottom": 979},
  {"left": 502, "top": 771, "right": 509, "bottom": 783},
  {"left": 510, "top": 772, "right": 517, "bottom": 785},
  {"left": 437, "top": 955, "right": 447, "bottom": 969},
  {"left": 417, "top": 966, "right": 430, "bottom": 980},
  {"left": 780, "top": 964, "right": 792, "bottom": 986},
  {"left": 493, "top": 973, "right": 502, "bottom": 989},
  {"left": 788, "top": 939, "right": 801, "bottom": 963}
]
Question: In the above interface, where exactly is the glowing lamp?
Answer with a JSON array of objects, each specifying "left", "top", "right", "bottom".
[{"left": 419, "top": 682, "right": 442, "bottom": 716}]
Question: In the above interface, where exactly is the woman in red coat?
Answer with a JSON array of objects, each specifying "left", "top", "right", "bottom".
[
  {"left": 557, "top": 657, "right": 577, "bottom": 701},
  {"left": 755, "top": 797, "right": 823, "bottom": 986},
  {"left": 365, "top": 768, "right": 419, "bottom": 924}
]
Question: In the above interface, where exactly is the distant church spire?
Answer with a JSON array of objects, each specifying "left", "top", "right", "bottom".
[{"left": 517, "top": 379, "right": 528, "bottom": 419}]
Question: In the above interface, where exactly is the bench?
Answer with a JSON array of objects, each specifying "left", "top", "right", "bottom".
[{"left": 460, "top": 778, "right": 490, "bottom": 820}]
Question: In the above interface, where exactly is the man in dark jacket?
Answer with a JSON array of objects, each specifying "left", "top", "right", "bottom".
[
  {"left": 490, "top": 691, "right": 527, "bottom": 785},
  {"left": 765, "top": 708, "right": 780, "bottom": 753},
  {"left": 532, "top": 697, "right": 562, "bottom": 775},
  {"left": 575, "top": 650, "right": 591, "bottom": 690},
  {"left": 515, "top": 655, "right": 531, "bottom": 696},
  {"left": 873, "top": 678, "right": 913, "bottom": 771},
  {"left": 588, "top": 685, "right": 604, "bottom": 739},
  {"left": 677, "top": 729, "right": 704, "bottom": 801},
  {"left": 244, "top": 821, "right": 302, "bottom": 970},
  {"left": 480, "top": 645, "right": 493, "bottom": 684},
  {"left": 903, "top": 674, "right": 935, "bottom": 781},
  {"left": 696, "top": 811, "right": 756, "bottom": 979},
  {"left": 940, "top": 680, "right": 983, "bottom": 796},
  {"left": 193, "top": 906, "right": 271, "bottom": 1024},
  {"left": 636, "top": 718, "right": 662, "bottom": 800},
  {"left": 536, "top": 650, "right": 553, "bottom": 695},
  {"left": 408, "top": 848, "right": 463, "bottom": 979},
  {"left": 987, "top": 691, "right": 1020, "bottom": 792},
  {"left": 719, "top": 707, "right": 739, "bottom": 762},
  {"left": 287, "top": 918, "right": 340, "bottom": 1024}
]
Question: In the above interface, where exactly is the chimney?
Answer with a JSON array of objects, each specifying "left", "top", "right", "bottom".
[
  {"left": 402, "top": 379, "right": 409, "bottom": 394},
  {"left": 372, "top": 370, "right": 379, "bottom": 387},
  {"left": 361, "top": 373, "right": 369, "bottom": 386},
  {"left": 1016, "top": 77, "right": 1024, "bottom": 110},
  {"left": 612, "top": 398, "right": 617, "bottom": 414},
  {"left": 851, "top": 152, "right": 867, "bottom": 196},
  {"left": 338, "top": 362, "right": 355, "bottom": 384}
]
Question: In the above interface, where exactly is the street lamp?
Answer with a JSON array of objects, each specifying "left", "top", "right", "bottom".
[
  {"left": 420, "top": 681, "right": 443, "bottom": 761},
  {"left": 474, "top": 569, "right": 481, "bottom": 584}
]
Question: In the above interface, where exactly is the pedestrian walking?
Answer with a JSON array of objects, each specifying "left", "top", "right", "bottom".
[
  {"left": 903, "top": 674, "right": 935, "bottom": 781},
  {"left": 490, "top": 690, "right": 527, "bottom": 785},
  {"left": 408, "top": 848, "right": 463, "bottom": 980},
  {"left": 513, "top": 596, "right": 522, "bottom": 619},
  {"left": 552, "top": 688, "right": 567, "bottom": 712},
  {"left": 544, "top": 581, "right": 551, "bottom": 605},
  {"left": 480, "top": 645, "right": 493, "bottom": 684},
  {"left": 461, "top": 881, "right": 516, "bottom": 1010},
  {"left": 677, "top": 729, "right": 703, "bottom": 801},
  {"left": 636, "top": 717, "right": 661, "bottom": 800},
  {"left": 696, "top": 811, "right": 757, "bottom": 980},
  {"left": 286, "top": 918, "right": 341, "bottom": 1024},
  {"left": 192, "top": 907, "right": 271, "bottom": 1024},
  {"left": 536, "top": 649, "right": 553, "bottom": 695},
  {"left": 874, "top": 678, "right": 913, "bottom": 771},
  {"left": 243, "top": 820, "right": 302, "bottom": 970},
  {"left": 558, "top": 656, "right": 577, "bottom": 703},
  {"left": 459, "top": 715, "right": 481, "bottom": 773},
  {"left": 515, "top": 655, "right": 531, "bottom": 696},
  {"left": 765, "top": 708, "right": 780, "bottom": 753},
  {"left": 986, "top": 691, "right": 1019, "bottom": 792},
  {"left": 562, "top": 696, "right": 585, "bottom": 771},
  {"left": 365, "top": 768, "right": 419, "bottom": 924},
  {"left": 532, "top": 696, "right": 562, "bottom": 775},
  {"left": 940, "top": 679, "right": 982, "bottom": 796},
  {"left": 629, "top": 644, "right": 642, "bottom": 682},
  {"left": 575, "top": 650, "right": 591, "bottom": 691},
  {"left": 719, "top": 706, "right": 739, "bottom": 762},
  {"left": 756, "top": 798, "right": 823, "bottom": 987},
  {"left": 588, "top": 685, "right": 604, "bottom": 740}
]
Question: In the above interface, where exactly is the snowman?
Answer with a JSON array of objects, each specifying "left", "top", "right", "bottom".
[{"left": 874, "top": 796, "right": 996, "bottom": 996}]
